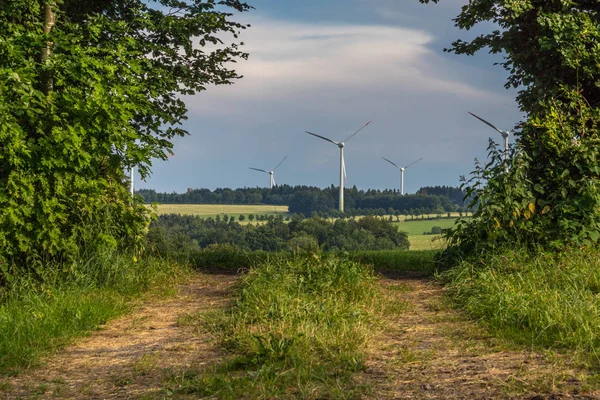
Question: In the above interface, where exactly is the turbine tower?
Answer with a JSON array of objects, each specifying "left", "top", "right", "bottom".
[
  {"left": 249, "top": 156, "right": 288, "bottom": 189},
  {"left": 382, "top": 157, "right": 423, "bottom": 195},
  {"left": 305, "top": 121, "right": 371, "bottom": 213},
  {"left": 468, "top": 112, "right": 511, "bottom": 162},
  {"left": 130, "top": 167, "right": 134, "bottom": 199}
]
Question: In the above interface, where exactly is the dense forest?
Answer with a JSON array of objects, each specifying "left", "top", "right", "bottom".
[
  {"left": 137, "top": 185, "right": 466, "bottom": 214},
  {"left": 147, "top": 214, "right": 410, "bottom": 253}
]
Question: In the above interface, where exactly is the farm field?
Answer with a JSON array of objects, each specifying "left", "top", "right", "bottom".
[
  {"left": 153, "top": 204, "right": 289, "bottom": 218},
  {"left": 152, "top": 205, "right": 468, "bottom": 221},
  {"left": 409, "top": 234, "right": 446, "bottom": 251},
  {"left": 394, "top": 218, "right": 459, "bottom": 236},
  {"left": 394, "top": 218, "right": 460, "bottom": 250}
]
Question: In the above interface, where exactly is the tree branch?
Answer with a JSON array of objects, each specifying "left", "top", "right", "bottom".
[{"left": 40, "top": 1, "right": 56, "bottom": 94}]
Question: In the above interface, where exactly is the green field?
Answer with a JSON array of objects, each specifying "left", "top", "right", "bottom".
[
  {"left": 153, "top": 204, "right": 289, "bottom": 218},
  {"left": 393, "top": 218, "right": 460, "bottom": 251},
  {"left": 393, "top": 218, "right": 459, "bottom": 236}
]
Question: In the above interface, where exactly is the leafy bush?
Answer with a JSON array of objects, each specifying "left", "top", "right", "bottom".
[
  {"left": 428, "top": 226, "right": 442, "bottom": 235},
  {"left": 442, "top": 91, "right": 600, "bottom": 263}
]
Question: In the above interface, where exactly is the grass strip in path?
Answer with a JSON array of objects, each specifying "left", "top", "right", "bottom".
[{"left": 168, "top": 255, "right": 386, "bottom": 399}]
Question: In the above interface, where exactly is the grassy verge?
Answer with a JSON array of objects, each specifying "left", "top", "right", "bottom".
[
  {"left": 442, "top": 248, "right": 600, "bottom": 364},
  {"left": 168, "top": 255, "right": 385, "bottom": 399},
  {"left": 0, "top": 253, "right": 189, "bottom": 375},
  {"left": 183, "top": 247, "right": 438, "bottom": 275}
]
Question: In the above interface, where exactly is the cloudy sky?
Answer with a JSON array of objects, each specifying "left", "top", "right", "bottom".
[{"left": 139, "top": 0, "right": 524, "bottom": 194}]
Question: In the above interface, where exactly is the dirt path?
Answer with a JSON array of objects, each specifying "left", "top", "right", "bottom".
[
  {"left": 1, "top": 272, "right": 238, "bottom": 400},
  {"left": 2, "top": 273, "right": 598, "bottom": 399},
  {"left": 368, "top": 276, "right": 599, "bottom": 399}
]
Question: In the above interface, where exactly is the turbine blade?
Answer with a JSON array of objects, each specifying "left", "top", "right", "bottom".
[
  {"left": 249, "top": 167, "right": 269, "bottom": 174},
  {"left": 272, "top": 174, "right": 277, "bottom": 187},
  {"left": 382, "top": 157, "right": 401, "bottom": 169},
  {"left": 404, "top": 157, "right": 423, "bottom": 169},
  {"left": 468, "top": 112, "right": 504, "bottom": 135},
  {"left": 305, "top": 131, "right": 339, "bottom": 145},
  {"left": 343, "top": 120, "right": 371, "bottom": 143},
  {"left": 272, "top": 156, "right": 288, "bottom": 171}
]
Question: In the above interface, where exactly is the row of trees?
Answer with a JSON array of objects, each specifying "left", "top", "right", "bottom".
[
  {"left": 137, "top": 185, "right": 467, "bottom": 215},
  {"left": 147, "top": 214, "right": 410, "bottom": 254},
  {"left": 287, "top": 191, "right": 460, "bottom": 215}
]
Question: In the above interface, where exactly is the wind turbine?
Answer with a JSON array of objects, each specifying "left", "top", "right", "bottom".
[
  {"left": 468, "top": 112, "right": 511, "bottom": 162},
  {"left": 305, "top": 121, "right": 371, "bottom": 213},
  {"left": 382, "top": 157, "right": 423, "bottom": 195},
  {"left": 249, "top": 156, "right": 288, "bottom": 189}
]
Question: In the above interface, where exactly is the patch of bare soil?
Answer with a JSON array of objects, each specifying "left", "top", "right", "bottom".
[
  {"left": 1, "top": 272, "right": 238, "bottom": 400},
  {"left": 366, "top": 277, "right": 600, "bottom": 400}
]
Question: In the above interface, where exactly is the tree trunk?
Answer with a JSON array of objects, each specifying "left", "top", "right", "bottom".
[{"left": 40, "top": 1, "right": 56, "bottom": 94}]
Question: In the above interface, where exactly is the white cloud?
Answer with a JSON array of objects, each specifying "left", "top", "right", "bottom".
[{"left": 185, "top": 16, "right": 505, "bottom": 117}]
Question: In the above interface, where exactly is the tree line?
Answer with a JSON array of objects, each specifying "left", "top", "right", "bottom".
[
  {"left": 137, "top": 185, "right": 467, "bottom": 215},
  {"left": 147, "top": 214, "right": 410, "bottom": 254}
]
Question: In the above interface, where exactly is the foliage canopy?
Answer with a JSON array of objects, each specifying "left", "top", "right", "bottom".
[
  {"left": 148, "top": 214, "right": 411, "bottom": 253},
  {"left": 420, "top": 0, "right": 600, "bottom": 258},
  {"left": 0, "top": 0, "right": 250, "bottom": 270}
]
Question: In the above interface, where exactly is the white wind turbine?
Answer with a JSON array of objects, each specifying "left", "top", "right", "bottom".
[
  {"left": 305, "top": 121, "right": 371, "bottom": 213},
  {"left": 382, "top": 157, "right": 423, "bottom": 195},
  {"left": 249, "top": 156, "right": 288, "bottom": 189},
  {"left": 468, "top": 112, "right": 511, "bottom": 162}
]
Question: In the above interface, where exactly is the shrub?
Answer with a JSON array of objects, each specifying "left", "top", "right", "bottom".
[{"left": 286, "top": 235, "right": 319, "bottom": 253}]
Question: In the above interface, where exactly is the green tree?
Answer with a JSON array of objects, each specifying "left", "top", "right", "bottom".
[
  {"left": 0, "top": 0, "right": 250, "bottom": 268},
  {"left": 420, "top": 0, "right": 600, "bottom": 114},
  {"left": 422, "top": 0, "right": 600, "bottom": 256}
]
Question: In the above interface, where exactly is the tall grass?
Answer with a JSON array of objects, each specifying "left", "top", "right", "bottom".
[
  {"left": 171, "top": 255, "right": 383, "bottom": 399},
  {"left": 349, "top": 250, "right": 437, "bottom": 275},
  {"left": 442, "top": 249, "right": 600, "bottom": 362},
  {"left": 0, "top": 251, "right": 188, "bottom": 374},
  {"left": 184, "top": 245, "right": 437, "bottom": 275}
]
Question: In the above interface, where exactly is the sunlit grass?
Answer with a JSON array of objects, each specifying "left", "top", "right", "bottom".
[
  {"left": 0, "top": 254, "right": 188, "bottom": 375},
  {"left": 442, "top": 248, "right": 600, "bottom": 365},
  {"left": 168, "top": 255, "right": 385, "bottom": 399}
]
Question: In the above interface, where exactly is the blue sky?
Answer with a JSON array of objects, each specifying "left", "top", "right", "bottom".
[{"left": 139, "top": 0, "right": 524, "bottom": 194}]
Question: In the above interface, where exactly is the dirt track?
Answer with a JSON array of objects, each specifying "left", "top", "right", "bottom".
[
  {"left": 367, "top": 276, "right": 598, "bottom": 399},
  {"left": 1, "top": 272, "right": 597, "bottom": 399}
]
